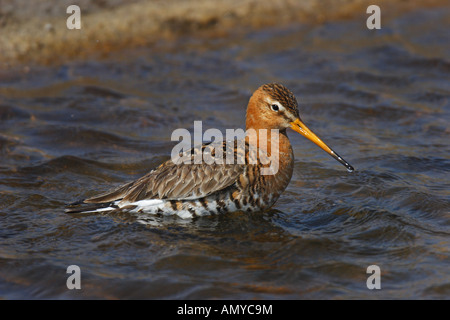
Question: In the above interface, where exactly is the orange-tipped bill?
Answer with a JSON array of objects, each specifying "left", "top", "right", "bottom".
[{"left": 290, "top": 118, "right": 354, "bottom": 172}]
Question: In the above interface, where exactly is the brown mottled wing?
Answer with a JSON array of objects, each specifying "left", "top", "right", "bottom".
[{"left": 84, "top": 141, "right": 247, "bottom": 203}]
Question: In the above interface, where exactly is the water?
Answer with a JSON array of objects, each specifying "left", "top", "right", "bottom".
[{"left": 0, "top": 7, "right": 449, "bottom": 299}]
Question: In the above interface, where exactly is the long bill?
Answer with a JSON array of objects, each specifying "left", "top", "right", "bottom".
[{"left": 290, "top": 118, "right": 354, "bottom": 172}]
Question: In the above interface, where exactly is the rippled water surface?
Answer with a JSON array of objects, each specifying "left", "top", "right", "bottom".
[{"left": 1, "top": 7, "right": 449, "bottom": 299}]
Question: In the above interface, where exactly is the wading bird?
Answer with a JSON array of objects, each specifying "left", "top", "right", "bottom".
[{"left": 66, "top": 83, "right": 353, "bottom": 218}]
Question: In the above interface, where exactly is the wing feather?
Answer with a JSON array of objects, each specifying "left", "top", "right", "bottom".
[{"left": 84, "top": 140, "right": 247, "bottom": 204}]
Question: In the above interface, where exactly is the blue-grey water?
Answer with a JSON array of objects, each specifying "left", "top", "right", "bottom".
[{"left": 0, "top": 7, "right": 449, "bottom": 299}]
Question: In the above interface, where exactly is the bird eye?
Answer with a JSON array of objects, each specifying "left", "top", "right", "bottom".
[{"left": 271, "top": 104, "right": 279, "bottom": 112}]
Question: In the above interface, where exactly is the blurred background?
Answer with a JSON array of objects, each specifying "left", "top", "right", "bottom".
[{"left": 0, "top": 0, "right": 449, "bottom": 299}]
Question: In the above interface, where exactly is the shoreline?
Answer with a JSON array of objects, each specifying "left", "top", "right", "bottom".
[{"left": 0, "top": 0, "right": 448, "bottom": 69}]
